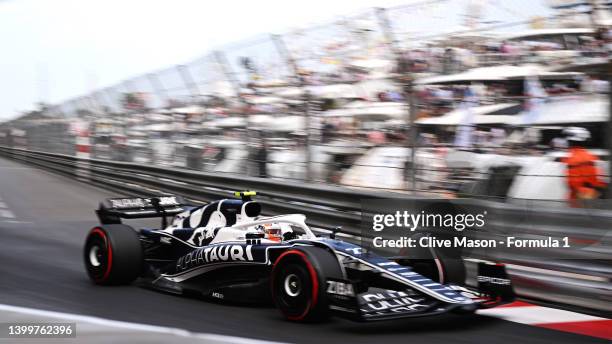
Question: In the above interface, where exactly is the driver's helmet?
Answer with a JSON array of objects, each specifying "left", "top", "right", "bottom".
[{"left": 256, "top": 223, "right": 292, "bottom": 242}]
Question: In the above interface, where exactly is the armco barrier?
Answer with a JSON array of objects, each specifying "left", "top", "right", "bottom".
[{"left": 0, "top": 146, "right": 610, "bottom": 315}]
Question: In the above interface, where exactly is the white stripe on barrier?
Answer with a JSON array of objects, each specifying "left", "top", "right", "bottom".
[
  {"left": 75, "top": 129, "right": 91, "bottom": 180},
  {"left": 76, "top": 153, "right": 91, "bottom": 159},
  {"left": 76, "top": 136, "right": 90, "bottom": 146}
]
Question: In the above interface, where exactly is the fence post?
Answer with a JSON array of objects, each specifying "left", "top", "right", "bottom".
[
  {"left": 147, "top": 73, "right": 169, "bottom": 108},
  {"left": 75, "top": 124, "right": 91, "bottom": 182},
  {"left": 91, "top": 93, "right": 107, "bottom": 115},
  {"left": 103, "top": 88, "right": 119, "bottom": 114},
  {"left": 376, "top": 7, "right": 417, "bottom": 193},
  {"left": 214, "top": 50, "right": 254, "bottom": 176},
  {"left": 271, "top": 34, "right": 312, "bottom": 182},
  {"left": 213, "top": 51, "right": 243, "bottom": 102},
  {"left": 608, "top": 60, "right": 612, "bottom": 200},
  {"left": 177, "top": 64, "right": 201, "bottom": 103},
  {"left": 82, "top": 96, "right": 97, "bottom": 116}
]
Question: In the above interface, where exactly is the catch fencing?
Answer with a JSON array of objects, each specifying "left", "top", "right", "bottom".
[
  {"left": 7, "top": 0, "right": 578, "bottom": 116},
  {"left": 0, "top": 1, "right": 609, "bottom": 198}
]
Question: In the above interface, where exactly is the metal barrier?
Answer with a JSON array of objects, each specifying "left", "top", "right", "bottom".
[{"left": 0, "top": 145, "right": 610, "bottom": 315}]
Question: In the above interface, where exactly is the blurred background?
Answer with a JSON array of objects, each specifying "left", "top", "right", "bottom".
[{"left": 1, "top": 0, "right": 611, "bottom": 207}]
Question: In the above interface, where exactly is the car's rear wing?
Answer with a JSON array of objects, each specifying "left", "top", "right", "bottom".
[{"left": 96, "top": 195, "right": 187, "bottom": 225}]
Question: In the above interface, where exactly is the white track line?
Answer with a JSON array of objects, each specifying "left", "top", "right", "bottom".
[
  {"left": 0, "top": 196, "right": 15, "bottom": 219},
  {"left": 0, "top": 209, "right": 15, "bottom": 219},
  {"left": 0, "top": 304, "right": 284, "bottom": 344}
]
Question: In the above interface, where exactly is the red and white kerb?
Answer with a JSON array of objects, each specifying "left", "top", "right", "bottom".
[{"left": 478, "top": 301, "right": 611, "bottom": 340}]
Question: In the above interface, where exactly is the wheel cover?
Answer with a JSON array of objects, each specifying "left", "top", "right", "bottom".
[
  {"left": 85, "top": 228, "right": 112, "bottom": 282},
  {"left": 277, "top": 265, "right": 310, "bottom": 316},
  {"left": 89, "top": 245, "right": 102, "bottom": 267},
  {"left": 284, "top": 273, "right": 302, "bottom": 297}
]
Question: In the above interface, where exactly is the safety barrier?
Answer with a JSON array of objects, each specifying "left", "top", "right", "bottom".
[{"left": 0, "top": 146, "right": 610, "bottom": 315}]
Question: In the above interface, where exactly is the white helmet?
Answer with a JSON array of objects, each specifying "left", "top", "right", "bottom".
[{"left": 563, "top": 127, "right": 590, "bottom": 142}]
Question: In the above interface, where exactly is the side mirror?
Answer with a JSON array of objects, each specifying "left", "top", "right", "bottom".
[
  {"left": 151, "top": 197, "right": 167, "bottom": 229},
  {"left": 330, "top": 226, "right": 342, "bottom": 239}
]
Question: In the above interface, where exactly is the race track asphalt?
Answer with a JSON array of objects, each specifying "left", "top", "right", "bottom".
[{"left": 0, "top": 156, "right": 606, "bottom": 343}]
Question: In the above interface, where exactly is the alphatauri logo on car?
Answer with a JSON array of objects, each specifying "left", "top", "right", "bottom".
[{"left": 176, "top": 245, "right": 254, "bottom": 272}]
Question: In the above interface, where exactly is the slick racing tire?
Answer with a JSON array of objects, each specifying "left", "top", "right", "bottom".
[
  {"left": 271, "top": 246, "right": 343, "bottom": 322},
  {"left": 84, "top": 224, "right": 143, "bottom": 285},
  {"left": 397, "top": 233, "right": 466, "bottom": 285}
]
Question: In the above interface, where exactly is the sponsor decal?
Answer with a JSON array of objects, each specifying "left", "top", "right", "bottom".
[
  {"left": 326, "top": 280, "right": 355, "bottom": 297},
  {"left": 109, "top": 196, "right": 179, "bottom": 209},
  {"left": 477, "top": 275, "right": 511, "bottom": 285},
  {"left": 176, "top": 245, "right": 254, "bottom": 272},
  {"left": 110, "top": 198, "right": 147, "bottom": 209},
  {"left": 160, "top": 237, "right": 172, "bottom": 245},
  {"left": 360, "top": 290, "right": 429, "bottom": 315},
  {"left": 345, "top": 247, "right": 363, "bottom": 255}
]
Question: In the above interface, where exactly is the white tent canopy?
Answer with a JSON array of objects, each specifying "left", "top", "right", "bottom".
[
  {"left": 170, "top": 105, "right": 205, "bottom": 114},
  {"left": 323, "top": 101, "right": 405, "bottom": 120},
  {"left": 131, "top": 123, "right": 175, "bottom": 132},
  {"left": 510, "top": 95, "right": 608, "bottom": 125},
  {"left": 209, "top": 116, "right": 247, "bottom": 128},
  {"left": 500, "top": 28, "right": 594, "bottom": 41},
  {"left": 417, "top": 95, "right": 608, "bottom": 127},
  {"left": 248, "top": 114, "right": 305, "bottom": 132},
  {"left": 272, "top": 78, "right": 397, "bottom": 101},
  {"left": 145, "top": 113, "right": 175, "bottom": 122},
  {"left": 246, "top": 96, "right": 285, "bottom": 105},
  {"left": 416, "top": 103, "right": 519, "bottom": 125},
  {"left": 274, "top": 87, "right": 303, "bottom": 99},
  {"left": 416, "top": 65, "right": 581, "bottom": 85},
  {"left": 347, "top": 58, "right": 393, "bottom": 71},
  {"left": 310, "top": 83, "right": 361, "bottom": 99}
]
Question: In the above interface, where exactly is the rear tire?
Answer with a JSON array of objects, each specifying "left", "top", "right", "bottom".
[
  {"left": 84, "top": 224, "right": 143, "bottom": 285},
  {"left": 271, "top": 246, "right": 343, "bottom": 322}
]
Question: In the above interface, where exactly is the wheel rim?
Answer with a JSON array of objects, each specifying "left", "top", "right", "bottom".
[
  {"left": 275, "top": 263, "right": 311, "bottom": 318},
  {"left": 89, "top": 245, "right": 102, "bottom": 267},
  {"left": 284, "top": 273, "right": 302, "bottom": 297},
  {"left": 85, "top": 229, "right": 110, "bottom": 282}
]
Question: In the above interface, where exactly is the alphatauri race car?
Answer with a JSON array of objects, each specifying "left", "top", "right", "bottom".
[{"left": 84, "top": 192, "right": 515, "bottom": 322}]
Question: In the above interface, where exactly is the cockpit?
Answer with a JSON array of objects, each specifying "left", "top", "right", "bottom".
[{"left": 163, "top": 193, "right": 316, "bottom": 246}]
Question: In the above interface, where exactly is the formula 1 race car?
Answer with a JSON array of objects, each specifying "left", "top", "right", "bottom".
[{"left": 84, "top": 192, "right": 515, "bottom": 322}]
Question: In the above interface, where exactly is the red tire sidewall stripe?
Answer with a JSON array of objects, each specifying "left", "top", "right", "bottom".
[
  {"left": 272, "top": 250, "right": 319, "bottom": 321},
  {"left": 433, "top": 258, "right": 445, "bottom": 284},
  {"left": 90, "top": 228, "right": 113, "bottom": 282}
]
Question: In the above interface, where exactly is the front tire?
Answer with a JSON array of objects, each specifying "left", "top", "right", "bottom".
[
  {"left": 397, "top": 233, "right": 466, "bottom": 285},
  {"left": 84, "top": 224, "right": 143, "bottom": 285},
  {"left": 271, "top": 247, "right": 343, "bottom": 322}
]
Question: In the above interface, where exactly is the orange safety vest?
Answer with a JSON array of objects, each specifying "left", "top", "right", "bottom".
[{"left": 563, "top": 147, "right": 606, "bottom": 206}]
